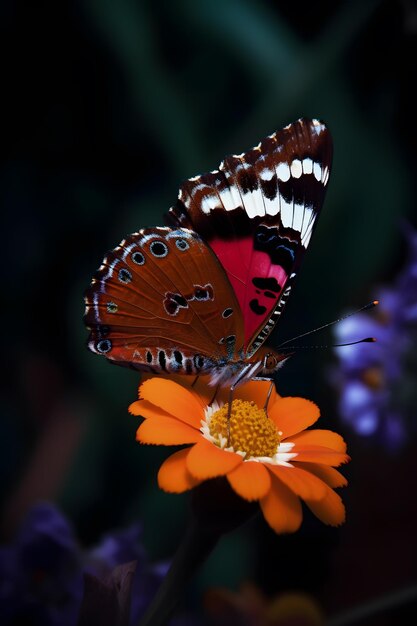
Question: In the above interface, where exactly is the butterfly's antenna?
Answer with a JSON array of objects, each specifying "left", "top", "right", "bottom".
[
  {"left": 277, "top": 300, "right": 379, "bottom": 349},
  {"left": 279, "top": 337, "right": 376, "bottom": 351}
]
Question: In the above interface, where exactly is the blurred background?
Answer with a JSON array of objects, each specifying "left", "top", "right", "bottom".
[{"left": 1, "top": 0, "right": 417, "bottom": 624}]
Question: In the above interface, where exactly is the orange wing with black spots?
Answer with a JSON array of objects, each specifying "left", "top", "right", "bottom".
[{"left": 84, "top": 227, "right": 245, "bottom": 374}]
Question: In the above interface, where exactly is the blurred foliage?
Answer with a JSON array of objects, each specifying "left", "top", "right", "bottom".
[{"left": 1, "top": 0, "right": 417, "bottom": 623}]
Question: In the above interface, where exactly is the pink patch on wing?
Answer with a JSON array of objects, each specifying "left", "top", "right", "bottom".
[{"left": 210, "top": 237, "right": 289, "bottom": 348}]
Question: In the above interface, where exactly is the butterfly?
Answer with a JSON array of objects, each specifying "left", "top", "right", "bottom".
[{"left": 84, "top": 118, "right": 332, "bottom": 389}]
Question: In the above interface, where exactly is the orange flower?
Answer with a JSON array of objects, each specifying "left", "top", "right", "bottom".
[{"left": 129, "top": 378, "right": 349, "bottom": 534}]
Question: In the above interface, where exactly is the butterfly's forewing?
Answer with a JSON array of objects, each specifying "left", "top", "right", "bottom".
[
  {"left": 167, "top": 118, "right": 332, "bottom": 354},
  {"left": 84, "top": 228, "right": 245, "bottom": 373}
]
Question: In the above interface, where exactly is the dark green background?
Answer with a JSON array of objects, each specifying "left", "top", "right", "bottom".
[{"left": 1, "top": 0, "right": 416, "bottom": 623}]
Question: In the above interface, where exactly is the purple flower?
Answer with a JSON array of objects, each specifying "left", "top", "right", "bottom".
[
  {"left": 84, "top": 524, "right": 146, "bottom": 576},
  {"left": 0, "top": 503, "right": 169, "bottom": 625},
  {"left": 0, "top": 503, "right": 83, "bottom": 626},
  {"left": 332, "top": 226, "right": 417, "bottom": 449},
  {"left": 83, "top": 524, "right": 167, "bottom": 624}
]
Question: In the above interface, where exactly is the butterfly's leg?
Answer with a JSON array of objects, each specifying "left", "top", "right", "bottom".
[
  {"left": 251, "top": 376, "right": 275, "bottom": 417},
  {"left": 191, "top": 375, "right": 199, "bottom": 388},
  {"left": 264, "top": 380, "right": 275, "bottom": 417},
  {"left": 226, "top": 385, "right": 235, "bottom": 446}
]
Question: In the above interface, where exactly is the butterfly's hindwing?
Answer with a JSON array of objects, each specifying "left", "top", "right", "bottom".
[{"left": 84, "top": 227, "right": 245, "bottom": 374}]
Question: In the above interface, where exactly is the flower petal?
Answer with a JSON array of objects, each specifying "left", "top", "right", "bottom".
[
  {"left": 139, "top": 379, "right": 203, "bottom": 428},
  {"left": 140, "top": 374, "right": 214, "bottom": 411},
  {"left": 235, "top": 380, "right": 280, "bottom": 408},
  {"left": 260, "top": 474, "right": 302, "bottom": 533},
  {"left": 269, "top": 397, "right": 320, "bottom": 438},
  {"left": 266, "top": 465, "right": 327, "bottom": 501},
  {"left": 186, "top": 440, "right": 243, "bottom": 480},
  {"left": 305, "top": 484, "right": 346, "bottom": 526},
  {"left": 158, "top": 448, "right": 201, "bottom": 493},
  {"left": 291, "top": 429, "right": 347, "bottom": 452},
  {"left": 292, "top": 446, "right": 350, "bottom": 466},
  {"left": 227, "top": 461, "right": 271, "bottom": 501},
  {"left": 136, "top": 416, "right": 200, "bottom": 445},
  {"left": 129, "top": 399, "right": 173, "bottom": 419},
  {"left": 296, "top": 462, "right": 348, "bottom": 488}
]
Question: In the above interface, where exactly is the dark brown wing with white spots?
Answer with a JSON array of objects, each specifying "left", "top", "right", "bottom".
[
  {"left": 166, "top": 118, "right": 333, "bottom": 354},
  {"left": 84, "top": 227, "right": 245, "bottom": 374}
]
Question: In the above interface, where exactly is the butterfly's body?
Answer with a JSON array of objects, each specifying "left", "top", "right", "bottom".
[
  {"left": 84, "top": 119, "right": 332, "bottom": 387},
  {"left": 108, "top": 341, "right": 285, "bottom": 387},
  {"left": 196, "top": 348, "right": 288, "bottom": 388}
]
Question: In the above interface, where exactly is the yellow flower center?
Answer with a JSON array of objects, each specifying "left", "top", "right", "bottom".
[{"left": 208, "top": 399, "right": 280, "bottom": 458}]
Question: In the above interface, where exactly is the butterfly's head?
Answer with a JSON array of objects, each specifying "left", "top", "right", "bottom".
[{"left": 261, "top": 350, "right": 290, "bottom": 375}]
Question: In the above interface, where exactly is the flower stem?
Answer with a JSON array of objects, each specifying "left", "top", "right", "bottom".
[
  {"left": 138, "top": 478, "right": 258, "bottom": 626},
  {"left": 138, "top": 520, "right": 218, "bottom": 626}
]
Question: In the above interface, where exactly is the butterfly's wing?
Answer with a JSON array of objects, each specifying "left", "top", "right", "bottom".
[
  {"left": 84, "top": 227, "right": 245, "bottom": 374},
  {"left": 167, "top": 118, "right": 332, "bottom": 355}
]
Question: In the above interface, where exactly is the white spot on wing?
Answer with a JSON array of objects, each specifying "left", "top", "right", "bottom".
[
  {"left": 242, "top": 188, "right": 265, "bottom": 218},
  {"left": 219, "top": 183, "right": 241, "bottom": 212},
  {"left": 303, "top": 157, "right": 313, "bottom": 174},
  {"left": 223, "top": 172, "right": 244, "bottom": 211},
  {"left": 301, "top": 205, "right": 315, "bottom": 238},
  {"left": 290, "top": 159, "right": 302, "bottom": 179},
  {"left": 260, "top": 168, "right": 274, "bottom": 181},
  {"left": 264, "top": 196, "right": 279, "bottom": 216},
  {"left": 201, "top": 193, "right": 221, "bottom": 214},
  {"left": 311, "top": 119, "right": 325, "bottom": 135},
  {"left": 292, "top": 202, "right": 304, "bottom": 232},
  {"left": 280, "top": 197, "right": 293, "bottom": 228},
  {"left": 277, "top": 162, "right": 290, "bottom": 182},
  {"left": 313, "top": 162, "right": 322, "bottom": 182}
]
